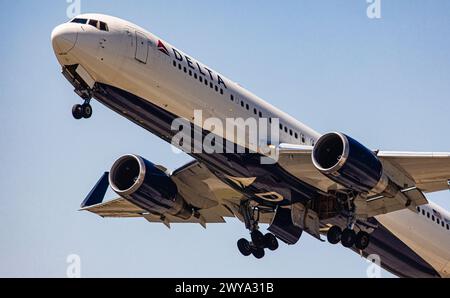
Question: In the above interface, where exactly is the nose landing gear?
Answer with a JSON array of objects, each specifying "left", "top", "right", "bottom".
[
  {"left": 72, "top": 102, "right": 93, "bottom": 120},
  {"left": 71, "top": 82, "right": 94, "bottom": 120}
]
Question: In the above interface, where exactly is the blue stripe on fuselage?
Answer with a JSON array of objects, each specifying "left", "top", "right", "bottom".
[{"left": 358, "top": 218, "right": 440, "bottom": 278}]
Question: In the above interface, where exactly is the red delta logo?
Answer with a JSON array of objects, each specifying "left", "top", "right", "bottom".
[{"left": 157, "top": 40, "right": 170, "bottom": 56}]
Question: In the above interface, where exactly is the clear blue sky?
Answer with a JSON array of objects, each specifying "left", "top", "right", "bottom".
[{"left": 1, "top": 0, "right": 449, "bottom": 277}]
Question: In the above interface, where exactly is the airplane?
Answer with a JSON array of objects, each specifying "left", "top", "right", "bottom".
[{"left": 51, "top": 13, "right": 450, "bottom": 278}]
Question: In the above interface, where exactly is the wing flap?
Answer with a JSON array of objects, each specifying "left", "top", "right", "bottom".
[
  {"left": 81, "top": 198, "right": 146, "bottom": 218},
  {"left": 378, "top": 151, "right": 450, "bottom": 193},
  {"left": 171, "top": 161, "right": 244, "bottom": 208}
]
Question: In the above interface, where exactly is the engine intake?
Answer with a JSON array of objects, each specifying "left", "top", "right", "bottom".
[
  {"left": 312, "top": 132, "right": 397, "bottom": 195},
  {"left": 109, "top": 155, "right": 192, "bottom": 219}
]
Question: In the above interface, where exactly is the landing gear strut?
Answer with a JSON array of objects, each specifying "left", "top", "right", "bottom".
[{"left": 237, "top": 201, "right": 279, "bottom": 259}]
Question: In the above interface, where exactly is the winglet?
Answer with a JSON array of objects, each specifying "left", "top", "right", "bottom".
[{"left": 80, "top": 172, "right": 110, "bottom": 208}]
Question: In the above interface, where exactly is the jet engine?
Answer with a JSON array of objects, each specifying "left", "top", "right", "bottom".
[
  {"left": 109, "top": 154, "right": 192, "bottom": 219},
  {"left": 312, "top": 132, "right": 397, "bottom": 196}
]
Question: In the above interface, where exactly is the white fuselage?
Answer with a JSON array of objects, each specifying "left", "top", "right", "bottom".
[
  {"left": 377, "top": 202, "right": 450, "bottom": 277},
  {"left": 52, "top": 13, "right": 450, "bottom": 277}
]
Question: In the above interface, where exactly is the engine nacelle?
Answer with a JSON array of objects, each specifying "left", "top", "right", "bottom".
[
  {"left": 109, "top": 155, "right": 192, "bottom": 219},
  {"left": 312, "top": 132, "right": 397, "bottom": 195}
]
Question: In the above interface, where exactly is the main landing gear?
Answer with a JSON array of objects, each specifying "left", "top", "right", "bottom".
[
  {"left": 237, "top": 231, "right": 279, "bottom": 259},
  {"left": 237, "top": 201, "right": 279, "bottom": 259},
  {"left": 326, "top": 191, "right": 370, "bottom": 250},
  {"left": 327, "top": 225, "right": 371, "bottom": 250}
]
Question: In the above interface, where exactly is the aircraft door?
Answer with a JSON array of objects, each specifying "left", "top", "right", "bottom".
[{"left": 135, "top": 31, "right": 149, "bottom": 63}]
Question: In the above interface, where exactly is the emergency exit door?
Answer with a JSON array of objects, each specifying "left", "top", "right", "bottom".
[{"left": 135, "top": 31, "right": 149, "bottom": 63}]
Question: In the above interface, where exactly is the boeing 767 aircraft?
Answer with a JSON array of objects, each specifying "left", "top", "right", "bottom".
[{"left": 51, "top": 14, "right": 450, "bottom": 278}]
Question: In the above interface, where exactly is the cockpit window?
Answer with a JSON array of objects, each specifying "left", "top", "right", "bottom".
[
  {"left": 71, "top": 18, "right": 88, "bottom": 24},
  {"left": 89, "top": 19, "right": 99, "bottom": 28},
  {"left": 99, "top": 21, "right": 109, "bottom": 32},
  {"left": 86, "top": 19, "right": 109, "bottom": 31}
]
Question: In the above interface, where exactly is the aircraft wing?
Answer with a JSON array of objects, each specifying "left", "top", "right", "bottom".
[
  {"left": 376, "top": 151, "right": 450, "bottom": 193},
  {"left": 277, "top": 144, "right": 450, "bottom": 217},
  {"left": 81, "top": 196, "right": 230, "bottom": 227},
  {"left": 81, "top": 161, "right": 275, "bottom": 227}
]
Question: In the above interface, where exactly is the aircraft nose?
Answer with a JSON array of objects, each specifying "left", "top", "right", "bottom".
[{"left": 51, "top": 24, "right": 78, "bottom": 54}]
